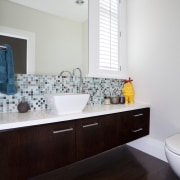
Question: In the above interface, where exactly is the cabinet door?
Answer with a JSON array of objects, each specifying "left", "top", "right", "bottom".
[
  {"left": 76, "top": 116, "right": 104, "bottom": 160},
  {"left": 0, "top": 121, "right": 76, "bottom": 179},
  {"left": 102, "top": 113, "right": 121, "bottom": 151},
  {"left": 47, "top": 121, "right": 76, "bottom": 169},
  {"left": 122, "top": 108, "right": 150, "bottom": 143}
]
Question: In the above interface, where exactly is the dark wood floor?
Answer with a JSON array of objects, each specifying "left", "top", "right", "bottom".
[{"left": 30, "top": 145, "right": 179, "bottom": 180}]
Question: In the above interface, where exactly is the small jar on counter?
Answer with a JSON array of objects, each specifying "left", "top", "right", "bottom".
[
  {"left": 104, "top": 97, "right": 111, "bottom": 105},
  {"left": 119, "top": 94, "right": 125, "bottom": 104}
]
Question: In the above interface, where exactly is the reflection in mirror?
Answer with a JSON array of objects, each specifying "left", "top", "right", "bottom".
[
  {"left": 0, "top": 35, "right": 27, "bottom": 74},
  {"left": 0, "top": 0, "right": 88, "bottom": 76}
]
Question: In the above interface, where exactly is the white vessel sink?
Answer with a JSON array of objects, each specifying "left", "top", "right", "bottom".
[{"left": 44, "top": 93, "right": 90, "bottom": 115}]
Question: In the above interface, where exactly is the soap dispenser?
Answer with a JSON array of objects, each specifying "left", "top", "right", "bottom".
[{"left": 17, "top": 97, "right": 30, "bottom": 113}]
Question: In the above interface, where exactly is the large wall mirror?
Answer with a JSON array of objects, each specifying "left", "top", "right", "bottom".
[{"left": 0, "top": 0, "right": 88, "bottom": 76}]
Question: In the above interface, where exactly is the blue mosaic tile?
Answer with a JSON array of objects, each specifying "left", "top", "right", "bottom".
[{"left": 0, "top": 74, "right": 124, "bottom": 113}]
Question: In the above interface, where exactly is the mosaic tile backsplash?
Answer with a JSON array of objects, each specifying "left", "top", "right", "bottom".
[{"left": 0, "top": 74, "right": 124, "bottom": 113}]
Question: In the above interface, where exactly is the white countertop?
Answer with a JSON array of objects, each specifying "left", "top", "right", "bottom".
[{"left": 0, "top": 103, "right": 150, "bottom": 130}]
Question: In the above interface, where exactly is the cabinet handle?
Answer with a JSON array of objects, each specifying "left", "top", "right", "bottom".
[
  {"left": 82, "top": 123, "right": 98, "bottom": 128},
  {"left": 53, "top": 128, "right": 73, "bottom": 134},
  {"left": 132, "top": 113, "right": 143, "bottom": 117},
  {"left": 132, "top": 128, "right": 143, "bottom": 133}
]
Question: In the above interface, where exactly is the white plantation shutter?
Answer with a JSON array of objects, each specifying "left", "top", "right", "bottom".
[
  {"left": 99, "top": 0, "right": 119, "bottom": 71},
  {"left": 89, "top": 0, "right": 127, "bottom": 79}
]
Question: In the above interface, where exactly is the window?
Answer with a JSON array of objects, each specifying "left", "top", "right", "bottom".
[
  {"left": 89, "top": 0, "right": 127, "bottom": 79},
  {"left": 99, "top": 0, "right": 119, "bottom": 71}
]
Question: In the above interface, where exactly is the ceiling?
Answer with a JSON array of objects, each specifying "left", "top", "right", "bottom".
[{"left": 8, "top": 0, "right": 88, "bottom": 23}]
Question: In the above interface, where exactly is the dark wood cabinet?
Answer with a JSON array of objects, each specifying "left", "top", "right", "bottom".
[
  {"left": 0, "top": 121, "right": 76, "bottom": 180},
  {"left": 76, "top": 113, "right": 120, "bottom": 160},
  {"left": 101, "top": 113, "right": 121, "bottom": 150},
  {"left": 76, "top": 116, "right": 104, "bottom": 160},
  {"left": 49, "top": 122, "right": 76, "bottom": 168},
  {"left": 121, "top": 108, "right": 150, "bottom": 143},
  {"left": 0, "top": 108, "right": 150, "bottom": 179}
]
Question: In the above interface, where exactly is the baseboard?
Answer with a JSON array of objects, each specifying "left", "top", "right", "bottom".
[{"left": 127, "top": 136, "right": 168, "bottom": 162}]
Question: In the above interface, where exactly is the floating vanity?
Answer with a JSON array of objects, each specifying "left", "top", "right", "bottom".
[{"left": 0, "top": 103, "right": 150, "bottom": 179}]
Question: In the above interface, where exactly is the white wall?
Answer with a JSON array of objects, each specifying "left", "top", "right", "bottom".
[
  {"left": 82, "top": 20, "right": 89, "bottom": 76},
  {"left": 127, "top": 0, "right": 180, "bottom": 142},
  {"left": 0, "top": 0, "right": 86, "bottom": 75}
]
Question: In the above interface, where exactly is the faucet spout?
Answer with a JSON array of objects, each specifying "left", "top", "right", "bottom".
[
  {"left": 73, "top": 68, "right": 83, "bottom": 93},
  {"left": 59, "top": 70, "right": 72, "bottom": 77}
]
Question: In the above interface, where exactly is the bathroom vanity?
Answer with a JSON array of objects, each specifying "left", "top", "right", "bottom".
[{"left": 0, "top": 104, "right": 150, "bottom": 179}]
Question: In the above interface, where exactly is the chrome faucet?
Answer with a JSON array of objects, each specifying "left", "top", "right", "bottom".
[
  {"left": 73, "top": 68, "right": 83, "bottom": 93},
  {"left": 59, "top": 70, "right": 72, "bottom": 77}
]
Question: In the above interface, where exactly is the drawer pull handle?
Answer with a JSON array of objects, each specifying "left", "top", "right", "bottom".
[
  {"left": 133, "top": 113, "right": 144, "bottom": 117},
  {"left": 132, "top": 128, "right": 143, "bottom": 133},
  {"left": 53, "top": 128, "right": 73, "bottom": 134},
  {"left": 83, "top": 123, "right": 98, "bottom": 128}
]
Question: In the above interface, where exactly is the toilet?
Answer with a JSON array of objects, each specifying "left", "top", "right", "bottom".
[{"left": 165, "top": 133, "right": 180, "bottom": 177}]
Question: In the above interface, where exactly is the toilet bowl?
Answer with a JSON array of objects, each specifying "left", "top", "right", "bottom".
[{"left": 165, "top": 133, "right": 180, "bottom": 177}]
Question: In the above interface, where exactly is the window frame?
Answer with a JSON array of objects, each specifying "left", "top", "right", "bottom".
[{"left": 88, "top": 0, "right": 128, "bottom": 79}]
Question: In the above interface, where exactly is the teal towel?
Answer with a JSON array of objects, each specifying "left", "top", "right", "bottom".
[
  {"left": 0, "top": 50, "right": 7, "bottom": 83},
  {"left": 0, "top": 44, "right": 17, "bottom": 95}
]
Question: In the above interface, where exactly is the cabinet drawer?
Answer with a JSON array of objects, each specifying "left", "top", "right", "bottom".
[{"left": 122, "top": 108, "right": 150, "bottom": 143}]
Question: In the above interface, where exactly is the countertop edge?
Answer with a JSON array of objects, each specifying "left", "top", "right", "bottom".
[{"left": 0, "top": 103, "right": 150, "bottom": 130}]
